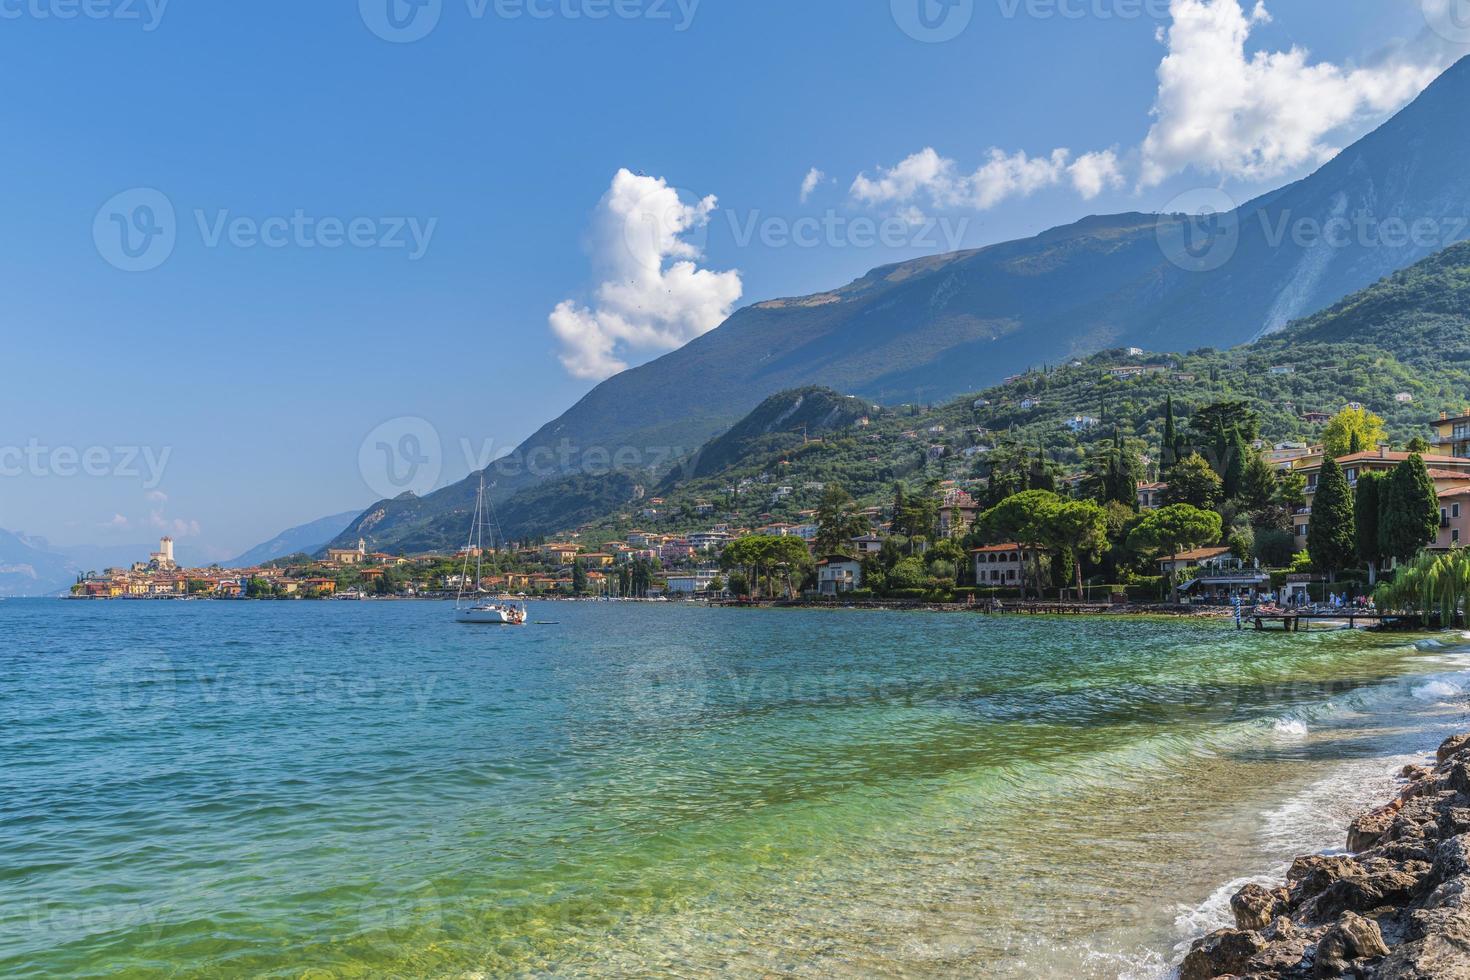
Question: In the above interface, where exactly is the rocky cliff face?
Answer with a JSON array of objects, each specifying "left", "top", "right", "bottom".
[{"left": 1183, "top": 733, "right": 1470, "bottom": 978}]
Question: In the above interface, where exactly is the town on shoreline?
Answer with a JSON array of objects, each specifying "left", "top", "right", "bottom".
[{"left": 68, "top": 401, "right": 1470, "bottom": 623}]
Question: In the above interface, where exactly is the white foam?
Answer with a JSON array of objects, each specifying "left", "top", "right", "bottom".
[
  {"left": 1271, "top": 718, "right": 1309, "bottom": 737},
  {"left": 1413, "top": 679, "right": 1464, "bottom": 702}
]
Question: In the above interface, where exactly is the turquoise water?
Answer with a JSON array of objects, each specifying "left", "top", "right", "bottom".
[{"left": 3, "top": 600, "right": 1469, "bottom": 978}]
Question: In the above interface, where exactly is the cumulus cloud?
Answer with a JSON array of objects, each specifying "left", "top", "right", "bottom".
[
  {"left": 850, "top": 146, "right": 1123, "bottom": 211},
  {"left": 800, "top": 167, "right": 826, "bottom": 203},
  {"left": 549, "top": 169, "right": 743, "bottom": 381},
  {"left": 1139, "top": 0, "right": 1454, "bottom": 186},
  {"left": 145, "top": 490, "right": 168, "bottom": 503}
]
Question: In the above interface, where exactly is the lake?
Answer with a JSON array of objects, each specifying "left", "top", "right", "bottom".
[{"left": 3, "top": 600, "right": 1467, "bottom": 977}]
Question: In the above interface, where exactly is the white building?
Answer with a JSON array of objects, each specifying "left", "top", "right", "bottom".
[
  {"left": 970, "top": 544, "right": 1035, "bottom": 585},
  {"left": 816, "top": 556, "right": 863, "bottom": 595},
  {"left": 665, "top": 570, "right": 721, "bottom": 595}
]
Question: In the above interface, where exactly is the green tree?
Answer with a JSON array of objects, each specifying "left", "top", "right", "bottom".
[
  {"left": 1081, "top": 432, "right": 1143, "bottom": 509},
  {"left": 1161, "top": 395, "right": 1180, "bottom": 475},
  {"left": 1307, "top": 456, "right": 1356, "bottom": 582},
  {"left": 1163, "top": 454, "right": 1224, "bottom": 511},
  {"left": 572, "top": 557, "right": 588, "bottom": 595},
  {"left": 1222, "top": 427, "right": 1249, "bottom": 500},
  {"left": 1190, "top": 401, "right": 1261, "bottom": 473},
  {"left": 1353, "top": 470, "right": 1386, "bottom": 585},
  {"left": 1239, "top": 450, "right": 1277, "bottom": 512},
  {"left": 1322, "top": 406, "right": 1387, "bottom": 460},
  {"left": 815, "top": 485, "right": 868, "bottom": 555},
  {"left": 1380, "top": 454, "right": 1440, "bottom": 563},
  {"left": 1051, "top": 499, "right": 1109, "bottom": 597},
  {"left": 977, "top": 490, "right": 1061, "bottom": 599},
  {"left": 1127, "top": 504, "right": 1223, "bottom": 601},
  {"left": 1406, "top": 435, "right": 1431, "bottom": 454},
  {"left": 887, "top": 556, "right": 928, "bottom": 591}
]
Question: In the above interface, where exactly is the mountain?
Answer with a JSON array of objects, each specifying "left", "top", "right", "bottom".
[
  {"left": 578, "top": 240, "right": 1470, "bottom": 535},
  {"left": 677, "top": 387, "right": 875, "bottom": 482},
  {"left": 330, "top": 56, "right": 1470, "bottom": 554},
  {"left": 0, "top": 531, "right": 80, "bottom": 597},
  {"left": 229, "top": 511, "right": 361, "bottom": 566}
]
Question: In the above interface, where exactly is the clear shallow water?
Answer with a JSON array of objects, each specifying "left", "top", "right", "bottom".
[{"left": 3, "top": 601, "right": 1469, "bottom": 978}]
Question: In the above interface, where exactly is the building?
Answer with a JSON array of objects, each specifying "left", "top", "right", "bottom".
[
  {"left": 1395, "top": 392, "right": 1415, "bottom": 405},
  {"left": 1136, "top": 482, "right": 1168, "bottom": 512},
  {"left": 1287, "top": 449, "right": 1470, "bottom": 548},
  {"left": 1160, "top": 548, "right": 1271, "bottom": 601},
  {"left": 1066, "top": 415, "right": 1099, "bottom": 433},
  {"left": 325, "top": 538, "right": 367, "bottom": 565},
  {"left": 1433, "top": 411, "right": 1470, "bottom": 459},
  {"left": 149, "top": 536, "right": 177, "bottom": 571},
  {"left": 815, "top": 556, "right": 863, "bottom": 595},
  {"left": 1302, "top": 411, "right": 1331, "bottom": 425},
  {"left": 688, "top": 530, "right": 733, "bottom": 552},
  {"left": 1156, "top": 546, "right": 1234, "bottom": 577},
  {"left": 1269, "top": 365, "right": 1295, "bottom": 375},
  {"left": 850, "top": 534, "right": 884, "bottom": 558},
  {"left": 970, "top": 543, "right": 1035, "bottom": 585},
  {"left": 937, "top": 489, "right": 979, "bottom": 537},
  {"left": 1435, "top": 487, "right": 1470, "bottom": 549},
  {"left": 665, "top": 569, "right": 721, "bottom": 595}
]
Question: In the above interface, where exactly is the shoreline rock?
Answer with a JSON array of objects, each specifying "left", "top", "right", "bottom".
[{"left": 1182, "top": 733, "right": 1470, "bottom": 979}]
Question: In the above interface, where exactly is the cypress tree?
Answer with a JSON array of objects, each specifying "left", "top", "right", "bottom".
[
  {"left": 1162, "top": 396, "right": 1177, "bottom": 474},
  {"left": 1354, "top": 470, "right": 1385, "bottom": 585},
  {"left": 1223, "top": 426, "right": 1248, "bottom": 501},
  {"left": 1381, "top": 455, "right": 1441, "bottom": 562},
  {"left": 1307, "top": 456, "right": 1357, "bottom": 582}
]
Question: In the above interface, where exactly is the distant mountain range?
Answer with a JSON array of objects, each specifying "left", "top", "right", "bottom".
[
  {"left": 0, "top": 531, "right": 81, "bottom": 597},
  {"left": 228, "top": 511, "right": 361, "bottom": 567},
  {"left": 326, "top": 55, "right": 1470, "bottom": 555}
]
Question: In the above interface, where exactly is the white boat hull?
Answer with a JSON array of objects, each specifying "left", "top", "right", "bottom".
[{"left": 456, "top": 605, "right": 524, "bottom": 625}]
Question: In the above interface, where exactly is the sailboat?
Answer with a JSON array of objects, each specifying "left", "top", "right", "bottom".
[{"left": 455, "top": 478, "right": 527, "bottom": 626}]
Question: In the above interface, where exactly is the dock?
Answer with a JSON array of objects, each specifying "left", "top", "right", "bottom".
[{"left": 1251, "top": 612, "right": 1403, "bottom": 631}]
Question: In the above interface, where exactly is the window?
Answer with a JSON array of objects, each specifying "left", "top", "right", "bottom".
[
  {"left": 1456, "top": 504, "right": 1462, "bottom": 519},
  {"left": 1456, "top": 530, "right": 1462, "bottom": 544}
]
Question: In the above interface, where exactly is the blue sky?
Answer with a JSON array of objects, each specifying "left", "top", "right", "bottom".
[{"left": 0, "top": 0, "right": 1460, "bottom": 560}]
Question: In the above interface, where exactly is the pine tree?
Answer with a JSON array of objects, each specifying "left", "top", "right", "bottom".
[{"left": 1307, "top": 456, "right": 1357, "bottom": 582}]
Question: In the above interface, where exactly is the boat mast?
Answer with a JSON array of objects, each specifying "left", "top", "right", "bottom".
[{"left": 458, "top": 478, "right": 485, "bottom": 606}]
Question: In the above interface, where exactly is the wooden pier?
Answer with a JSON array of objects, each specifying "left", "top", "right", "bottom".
[{"left": 1251, "top": 613, "right": 1401, "bottom": 631}]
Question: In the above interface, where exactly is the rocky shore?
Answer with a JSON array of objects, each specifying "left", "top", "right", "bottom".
[{"left": 1182, "top": 733, "right": 1470, "bottom": 979}]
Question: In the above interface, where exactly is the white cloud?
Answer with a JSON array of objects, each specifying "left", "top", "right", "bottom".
[
  {"left": 1068, "top": 150, "right": 1125, "bottom": 200},
  {"left": 851, "top": 146, "right": 1123, "bottom": 211},
  {"left": 846, "top": 2, "right": 1462, "bottom": 213},
  {"left": 1139, "top": 0, "right": 1453, "bottom": 186},
  {"left": 101, "top": 513, "right": 130, "bottom": 529},
  {"left": 145, "top": 490, "right": 168, "bottom": 503},
  {"left": 148, "top": 510, "right": 200, "bottom": 537},
  {"left": 549, "top": 169, "right": 743, "bottom": 381},
  {"left": 800, "top": 167, "right": 826, "bottom": 203}
]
